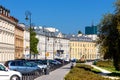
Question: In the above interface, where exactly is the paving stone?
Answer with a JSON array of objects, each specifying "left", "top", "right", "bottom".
[{"left": 34, "top": 63, "right": 71, "bottom": 80}]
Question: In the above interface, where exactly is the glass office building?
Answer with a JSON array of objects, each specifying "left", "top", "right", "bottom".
[{"left": 85, "top": 25, "right": 98, "bottom": 35}]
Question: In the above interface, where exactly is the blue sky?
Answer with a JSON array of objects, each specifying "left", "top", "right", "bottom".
[{"left": 0, "top": 0, "right": 115, "bottom": 34}]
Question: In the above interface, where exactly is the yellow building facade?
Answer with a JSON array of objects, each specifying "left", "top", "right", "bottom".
[
  {"left": 70, "top": 40, "right": 97, "bottom": 61},
  {"left": 15, "top": 25, "right": 24, "bottom": 59}
]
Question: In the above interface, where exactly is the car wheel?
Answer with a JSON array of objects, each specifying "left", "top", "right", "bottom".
[{"left": 10, "top": 75, "right": 20, "bottom": 80}]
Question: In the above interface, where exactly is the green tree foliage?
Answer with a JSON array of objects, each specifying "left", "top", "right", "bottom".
[
  {"left": 30, "top": 28, "right": 39, "bottom": 55},
  {"left": 98, "top": 0, "right": 120, "bottom": 70},
  {"left": 78, "top": 30, "right": 82, "bottom": 34},
  {"left": 98, "top": 14, "right": 115, "bottom": 59}
]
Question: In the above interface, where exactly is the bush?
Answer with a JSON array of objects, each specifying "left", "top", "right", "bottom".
[
  {"left": 93, "top": 60, "right": 97, "bottom": 65},
  {"left": 75, "top": 64, "right": 93, "bottom": 71},
  {"left": 108, "top": 72, "right": 120, "bottom": 77},
  {"left": 76, "top": 60, "right": 86, "bottom": 63}
]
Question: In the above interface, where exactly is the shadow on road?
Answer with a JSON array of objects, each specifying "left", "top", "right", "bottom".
[{"left": 62, "top": 67, "right": 71, "bottom": 69}]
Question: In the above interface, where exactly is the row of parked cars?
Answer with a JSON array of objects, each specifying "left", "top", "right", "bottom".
[{"left": 0, "top": 58, "right": 69, "bottom": 80}]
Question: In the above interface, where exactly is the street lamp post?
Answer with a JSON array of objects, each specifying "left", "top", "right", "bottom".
[
  {"left": 51, "top": 32, "right": 56, "bottom": 60},
  {"left": 25, "top": 11, "right": 32, "bottom": 59},
  {"left": 43, "top": 27, "right": 50, "bottom": 75},
  {"left": 83, "top": 44, "right": 87, "bottom": 61},
  {"left": 70, "top": 47, "right": 72, "bottom": 61},
  {"left": 51, "top": 29, "right": 58, "bottom": 60},
  {"left": 43, "top": 27, "right": 47, "bottom": 60},
  {"left": 53, "top": 36, "right": 55, "bottom": 60}
]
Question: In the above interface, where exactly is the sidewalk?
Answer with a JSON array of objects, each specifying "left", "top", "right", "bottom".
[
  {"left": 85, "top": 62, "right": 111, "bottom": 73},
  {"left": 86, "top": 62, "right": 120, "bottom": 80},
  {"left": 90, "top": 65, "right": 111, "bottom": 74},
  {"left": 34, "top": 63, "right": 71, "bottom": 80}
]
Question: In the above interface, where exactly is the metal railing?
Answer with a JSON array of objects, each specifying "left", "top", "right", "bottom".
[{"left": 22, "top": 62, "right": 69, "bottom": 80}]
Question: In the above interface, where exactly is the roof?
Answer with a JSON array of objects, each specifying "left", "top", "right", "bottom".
[{"left": 66, "top": 34, "right": 93, "bottom": 42}]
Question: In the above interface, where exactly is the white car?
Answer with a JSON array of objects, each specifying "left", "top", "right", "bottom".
[{"left": 0, "top": 63, "right": 22, "bottom": 80}]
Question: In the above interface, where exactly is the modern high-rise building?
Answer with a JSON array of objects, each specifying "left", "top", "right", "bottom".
[{"left": 85, "top": 24, "right": 98, "bottom": 35}]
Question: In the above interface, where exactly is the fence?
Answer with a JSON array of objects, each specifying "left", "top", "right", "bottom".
[{"left": 22, "top": 62, "right": 69, "bottom": 80}]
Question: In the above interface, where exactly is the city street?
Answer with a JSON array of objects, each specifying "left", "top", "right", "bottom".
[{"left": 0, "top": 0, "right": 119, "bottom": 80}]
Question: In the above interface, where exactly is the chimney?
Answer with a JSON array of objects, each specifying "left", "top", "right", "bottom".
[{"left": 0, "top": 5, "right": 10, "bottom": 17}]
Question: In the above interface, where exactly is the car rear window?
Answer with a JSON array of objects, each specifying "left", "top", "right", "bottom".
[
  {"left": 0, "top": 64, "right": 6, "bottom": 71},
  {"left": 10, "top": 61, "right": 16, "bottom": 66}
]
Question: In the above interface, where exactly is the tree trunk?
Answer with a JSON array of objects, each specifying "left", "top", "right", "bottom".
[{"left": 113, "top": 41, "right": 120, "bottom": 71}]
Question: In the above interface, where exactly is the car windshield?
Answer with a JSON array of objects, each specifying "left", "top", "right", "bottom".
[{"left": 0, "top": 64, "right": 6, "bottom": 71}]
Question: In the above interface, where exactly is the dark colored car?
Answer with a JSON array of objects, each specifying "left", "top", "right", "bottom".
[{"left": 24, "top": 59, "right": 47, "bottom": 69}]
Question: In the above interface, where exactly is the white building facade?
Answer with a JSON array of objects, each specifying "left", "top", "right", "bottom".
[
  {"left": 18, "top": 23, "right": 30, "bottom": 59},
  {"left": 36, "top": 34, "right": 45, "bottom": 59},
  {"left": 35, "top": 27, "right": 70, "bottom": 60},
  {"left": 0, "top": 6, "right": 18, "bottom": 62},
  {"left": 24, "top": 30, "right": 30, "bottom": 59}
]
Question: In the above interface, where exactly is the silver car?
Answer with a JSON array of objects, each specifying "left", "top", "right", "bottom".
[{"left": 0, "top": 63, "right": 22, "bottom": 80}]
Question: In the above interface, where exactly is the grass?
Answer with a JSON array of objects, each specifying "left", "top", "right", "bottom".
[
  {"left": 91, "top": 68, "right": 101, "bottom": 73},
  {"left": 64, "top": 63, "right": 111, "bottom": 80},
  {"left": 95, "top": 60, "right": 120, "bottom": 77}
]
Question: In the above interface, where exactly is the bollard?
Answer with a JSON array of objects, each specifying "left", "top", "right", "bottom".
[
  {"left": 45, "top": 60, "right": 49, "bottom": 75},
  {"left": 45, "top": 67, "right": 49, "bottom": 75},
  {"left": 71, "top": 62, "right": 74, "bottom": 69}
]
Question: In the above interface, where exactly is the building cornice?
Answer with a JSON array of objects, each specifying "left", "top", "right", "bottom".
[
  {"left": 15, "top": 25, "right": 24, "bottom": 31},
  {"left": 0, "top": 26, "right": 14, "bottom": 34},
  {"left": 0, "top": 14, "right": 17, "bottom": 25},
  {"left": 0, "top": 42, "right": 14, "bottom": 46}
]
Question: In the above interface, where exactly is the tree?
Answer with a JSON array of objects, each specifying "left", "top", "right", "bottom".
[
  {"left": 30, "top": 28, "right": 39, "bottom": 58},
  {"left": 112, "top": 0, "right": 120, "bottom": 70},
  {"left": 98, "top": 13, "right": 114, "bottom": 59},
  {"left": 78, "top": 30, "right": 82, "bottom": 34},
  {"left": 98, "top": 0, "right": 120, "bottom": 70}
]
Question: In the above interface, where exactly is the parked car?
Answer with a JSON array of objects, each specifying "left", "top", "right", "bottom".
[
  {"left": 0, "top": 63, "right": 22, "bottom": 80},
  {"left": 42, "top": 59, "right": 57, "bottom": 66},
  {"left": 25, "top": 59, "right": 47, "bottom": 69},
  {"left": 4, "top": 60, "right": 40, "bottom": 74},
  {"left": 55, "top": 58, "right": 64, "bottom": 64},
  {"left": 53, "top": 60, "right": 62, "bottom": 65}
]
